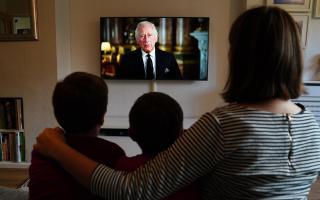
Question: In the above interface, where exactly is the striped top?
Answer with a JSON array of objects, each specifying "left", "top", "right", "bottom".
[{"left": 91, "top": 103, "right": 320, "bottom": 200}]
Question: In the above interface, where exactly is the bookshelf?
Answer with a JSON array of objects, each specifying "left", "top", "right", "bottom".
[{"left": 0, "top": 98, "right": 26, "bottom": 164}]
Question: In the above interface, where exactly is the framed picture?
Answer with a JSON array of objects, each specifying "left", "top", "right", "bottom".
[
  {"left": 314, "top": 0, "right": 320, "bottom": 17},
  {"left": 266, "top": 0, "right": 313, "bottom": 12},
  {"left": 303, "top": 54, "right": 320, "bottom": 84},
  {"left": 291, "top": 13, "right": 309, "bottom": 48}
]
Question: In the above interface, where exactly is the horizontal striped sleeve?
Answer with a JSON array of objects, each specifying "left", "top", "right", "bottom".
[
  {"left": 91, "top": 103, "right": 320, "bottom": 199},
  {"left": 91, "top": 112, "right": 224, "bottom": 199}
]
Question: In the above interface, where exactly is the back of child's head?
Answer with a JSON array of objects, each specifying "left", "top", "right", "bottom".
[
  {"left": 52, "top": 72, "right": 108, "bottom": 134},
  {"left": 129, "top": 92, "right": 183, "bottom": 156}
]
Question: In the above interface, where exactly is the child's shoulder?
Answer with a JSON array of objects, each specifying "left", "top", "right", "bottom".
[{"left": 115, "top": 154, "right": 150, "bottom": 171}]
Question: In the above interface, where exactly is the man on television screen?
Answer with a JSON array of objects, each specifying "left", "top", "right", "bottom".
[{"left": 117, "top": 21, "right": 182, "bottom": 80}]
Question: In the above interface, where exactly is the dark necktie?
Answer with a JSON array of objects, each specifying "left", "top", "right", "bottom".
[{"left": 146, "top": 54, "right": 154, "bottom": 79}]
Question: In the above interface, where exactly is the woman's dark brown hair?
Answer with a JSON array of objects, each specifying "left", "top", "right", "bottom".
[{"left": 222, "top": 6, "right": 304, "bottom": 103}]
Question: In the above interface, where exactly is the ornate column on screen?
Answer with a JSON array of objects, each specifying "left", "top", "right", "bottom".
[
  {"left": 111, "top": 18, "right": 123, "bottom": 45},
  {"left": 190, "top": 31, "right": 208, "bottom": 80},
  {"left": 111, "top": 18, "right": 124, "bottom": 66},
  {"left": 158, "top": 18, "right": 172, "bottom": 52},
  {"left": 175, "top": 18, "right": 193, "bottom": 52},
  {"left": 174, "top": 18, "right": 199, "bottom": 79},
  {"left": 100, "top": 18, "right": 111, "bottom": 43}
]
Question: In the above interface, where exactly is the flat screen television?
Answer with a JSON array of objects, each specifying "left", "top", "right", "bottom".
[{"left": 100, "top": 17, "right": 209, "bottom": 80}]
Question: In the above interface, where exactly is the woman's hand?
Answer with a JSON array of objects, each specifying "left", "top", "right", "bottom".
[{"left": 33, "top": 127, "right": 65, "bottom": 159}]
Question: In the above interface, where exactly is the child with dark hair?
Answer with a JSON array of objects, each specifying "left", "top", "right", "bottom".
[
  {"left": 29, "top": 72, "right": 125, "bottom": 200},
  {"left": 116, "top": 92, "right": 200, "bottom": 200}
]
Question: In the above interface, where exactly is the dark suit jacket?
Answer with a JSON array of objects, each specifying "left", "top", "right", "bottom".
[{"left": 117, "top": 48, "right": 182, "bottom": 80}]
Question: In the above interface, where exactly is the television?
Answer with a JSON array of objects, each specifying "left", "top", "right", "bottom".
[{"left": 100, "top": 17, "right": 209, "bottom": 80}]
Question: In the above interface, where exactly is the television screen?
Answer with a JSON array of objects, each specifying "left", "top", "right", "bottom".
[{"left": 100, "top": 17, "right": 209, "bottom": 80}]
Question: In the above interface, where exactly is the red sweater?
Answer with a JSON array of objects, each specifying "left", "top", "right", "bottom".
[{"left": 29, "top": 135, "right": 125, "bottom": 200}]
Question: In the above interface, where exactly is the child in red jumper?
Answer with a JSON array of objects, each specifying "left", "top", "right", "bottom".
[{"left": 29, "top": 72, "right": 125, "bottom": 200}]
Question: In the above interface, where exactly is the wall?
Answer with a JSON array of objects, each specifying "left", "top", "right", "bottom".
[
  {"left": 0, "top": 0, "right": 319, "bottom": 161},
  {"left": 0, "top": 0, "right": 57, "bottom": 161},
  {"left": 66, "top": 0, "right": 232, "bottom": 128},
  {"left": 61, "top": 0, "right": 235, "bottom": 155},
  {"left": 0, "top": 0, "right": 234, "bottom": 161}
]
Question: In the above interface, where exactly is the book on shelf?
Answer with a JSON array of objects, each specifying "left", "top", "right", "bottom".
[
  {"left": 0, "top": 103, "right": 6, "bottom": 129},
  {"left": 0, "top": 131, "right": 25, "bottom": 162},
  {"left": 9, "top": 133, "right": 15, "bottom": 161},
  {"left": 1, "top": 132, "right": 9, "bottom": 161},
  {"left": 0, "top": 133, "right": 2, "bottom": 161},
  {"left": 0, "top": 98, "right": 23, "bottom": 130},
  {"left": 15, "top": 98, "right": 23, "bottom": 130},
  {"left": 16, "top": 132, "right": 25, "bottom": 162},
  {"left": 0, "top": 97, "right": 25, "bottom": 163}
]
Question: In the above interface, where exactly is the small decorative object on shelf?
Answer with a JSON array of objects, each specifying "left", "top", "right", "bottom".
[{"left": 0, "top": 98, "right": 25, "bottom": 162}]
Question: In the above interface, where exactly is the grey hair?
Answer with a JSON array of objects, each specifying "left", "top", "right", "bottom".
[{"left": 135, "top": 21, "right": 158, "bottom": 41}]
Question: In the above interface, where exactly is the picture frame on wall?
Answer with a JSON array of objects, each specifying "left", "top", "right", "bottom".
[
  {"left": 266, "top": 0, "right": 313, "bottom": 12},
  {"left": 303, "top": 55, "right": 320, "bottom": 84},
  {"left": 314, "top": 0, "right": 320, "bottom": 17},
  {"left": 291, "top": 13, "right": 309, "bottom": 48}
]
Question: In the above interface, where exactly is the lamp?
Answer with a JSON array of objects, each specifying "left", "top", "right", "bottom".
[
  {"left": 101, "top": 42, "right": 111, "bottom": 54},
  {"left": 101, "top": 42, "right": 112, "bottom": 63}
]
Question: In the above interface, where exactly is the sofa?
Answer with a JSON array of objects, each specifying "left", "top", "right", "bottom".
[{"left": 0, "top": 186, "right": 28, "bottom": 200}]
